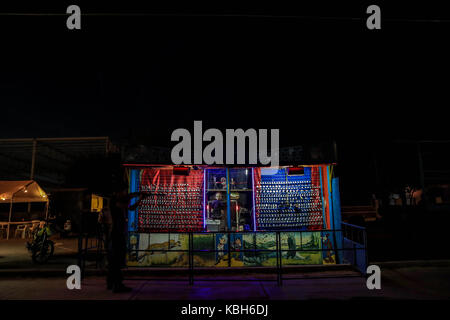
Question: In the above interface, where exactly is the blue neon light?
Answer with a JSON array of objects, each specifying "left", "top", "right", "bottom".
[
  {"left": 226, "top": 168, "right": 231, "bottom": 230},
  {"left": 319, "top": 167, "right": 327, "bottom": 229},
  {"left": 203, "top": 168, "right": 206, "bottom": 229},
  {"left": 128, "top": 169, "right": 139, "bottom": 232},
  {"left": 251, "top": 167, "right": 257, "bottom": 231},
  {"left": 326, "top": 166, "right": 334, "bottom": 230}
]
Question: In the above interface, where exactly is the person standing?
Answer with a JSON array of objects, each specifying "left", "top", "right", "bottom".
[
  {"left": 106, "top": 187, "right": 132, "bottom": 293},
  {"left": 106, "top": 187, "right": 149, "bottom": 293}
]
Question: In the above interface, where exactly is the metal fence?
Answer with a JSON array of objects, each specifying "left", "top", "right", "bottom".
[
  {"left": 342, "top": 222, "right": 368, "bottom": 274},
  {"left": 79, "top": 222, "right": 367, "bottom": 285}
]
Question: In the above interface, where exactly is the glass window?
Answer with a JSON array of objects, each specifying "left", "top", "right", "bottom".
[
  {"left": 204, "top": 168, "right": 255, "bottom": 232},
  {"left": 205, "top": 169, "right": 228, "bottom": 231},
  {"left": 229, "top": 168, "right": 255, "bottom": 232}
]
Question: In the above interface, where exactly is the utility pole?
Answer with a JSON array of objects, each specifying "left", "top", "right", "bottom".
[
  {"left": 28, "top": 138, "right": 37, "bottom": 213},
  {"left": 30, "top": 138, "right": 37, "bottom": 180},
  {"left": 332, "top": 140, "right": 338, "bottom": 163},
  {"left": 417, "top": 142, "right": 425, "bottom": 190}
]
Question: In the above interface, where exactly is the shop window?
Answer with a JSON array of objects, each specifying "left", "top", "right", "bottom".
[
  {"left": 205, "top": 168, "right": 228, "bottom": 231},
  {"left": 229, "top": 168, "right": 254, "bottom": 232}
]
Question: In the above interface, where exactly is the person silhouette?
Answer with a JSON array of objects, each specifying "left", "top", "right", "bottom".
[{"left": 106, "top": 186, "right": 133, "bottom": 293}]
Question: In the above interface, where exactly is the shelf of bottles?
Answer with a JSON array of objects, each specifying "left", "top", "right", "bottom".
[
  {"left": 254, "top": 167, "right": 324, "bottom": 230},
  {"left": 137, "top": 168, "right": 204, "bottom": 232}
]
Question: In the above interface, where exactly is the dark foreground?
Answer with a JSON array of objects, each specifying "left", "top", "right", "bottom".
[{"left": 1, "top": 264, "right": 450, "bottom": 300}]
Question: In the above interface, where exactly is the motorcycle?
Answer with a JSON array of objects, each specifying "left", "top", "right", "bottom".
[{"left": 26, "top": 221, "right": 55, "bottom": 264}]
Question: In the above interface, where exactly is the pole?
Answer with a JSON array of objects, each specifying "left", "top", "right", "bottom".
[
  {"left": 373, "top": 151, "right": 380, "bottom": 189},
  {"left": 28, "top": 139, "right": 37, "bottom": 214},
  {"left": 226, "top": 168, "right": 231, "bottom": 230},
  {"left": 417, "top": 142, "right": 425, "bottom": 190},
  {"left": 319, "top": 167, "right": 326, "bottom": 228},
  {"left": 30, "top": 138, "right": 37, "bottom": 180},
  {"left": 45, "top": 200, "right": 49, "bottom": 219},
  {"left": 78, "top": 224, "right": 83, "bottom": 275},
  {"left": 251, "top": 168, "right": 257, "bottom": 231},
  {"left": 333, "top": 139, "right": 338, "bottom": 163},
  {"left": 327, "top": 165, "right": 339, "bottom": 264},
  {"left": 7, "top": 198, "right": 13, "bottom": 240},
  {"left": 189, "top": 232, "right": 194, "bottom": 285},
  {"left": 227, "top": 232, "right": 231, "bottom": 267},
  {"left": 276, "top": 232, "right": 282, "bottom": 286}
]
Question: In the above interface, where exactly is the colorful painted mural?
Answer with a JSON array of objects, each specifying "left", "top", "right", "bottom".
[
  {"left": 321, "top": 231, "right": 336, "bottom": 264},
  {"left": 243, "top": 233, "right": 277, "bottom": 266},
  {"left": 127, "top": 233, "right": 189, "bottom": 267},
  {"left": 193, "top": 234, "right": 215, "bottom": 267},
  {"left": 127, "top": 231, "right": 331, "bottom": 267},
  {"left": 281, "top": 231, "right": 322, "bottom": 265}
]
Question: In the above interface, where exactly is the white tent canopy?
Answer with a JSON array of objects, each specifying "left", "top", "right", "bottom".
[
  {"left": 0, "top": 180, "right": 48, "bottom": 203},
  {"left": 0, "top": 180, "right": 48, "bottom": 239}
]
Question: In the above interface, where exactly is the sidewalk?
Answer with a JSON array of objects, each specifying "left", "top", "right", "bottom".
[
  {"left": 0, "top": 238, "right": 79, "bottom": 270},
  {"left": 1, "top": 265, "right": 450, "bottom": 300},
  {"left": 2, "top": 239, "right": 450, "bottom": 300}
]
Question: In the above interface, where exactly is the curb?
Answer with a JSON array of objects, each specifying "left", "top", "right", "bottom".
[
  {"left": 0, "top": 264, "right": 354, "bottom": 278},
  {"left": 372, "top": 259, "right": 450, "bottom": 269},
  {"left": 3, "top": 260, "right": 450, "bottom": 278}
]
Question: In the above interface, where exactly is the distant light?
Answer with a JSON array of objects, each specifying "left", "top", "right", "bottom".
[
  {"left": 1, "top": 198, "right": 5, "bottom": 201},
  {"left": 24, "top": 189, "right": 28, "bottom": 193},
  {"left": 245, "top": 169, "right": 248, "bottom": 175}
]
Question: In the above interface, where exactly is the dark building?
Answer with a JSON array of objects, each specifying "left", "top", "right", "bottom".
[{"left": 0, "top": 137, "right": 119, "bottom": 188}]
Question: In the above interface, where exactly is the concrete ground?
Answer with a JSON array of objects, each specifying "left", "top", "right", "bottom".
[
  {"left": 0, "top": 238, "right": 84, "bottom": 270},
  {"left": 2, "top": 238, "right": 450, "bottom": 300},
  {"left": 1, "top": 265, "right": 450, "bottom": 300}
]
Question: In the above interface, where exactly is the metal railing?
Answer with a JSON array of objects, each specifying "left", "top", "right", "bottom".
[
  {"left": 341, "top": 222, "right": 368, "bottom": 274},
  {"left": 79, "top": 223, "right": 368, "bottom": 284}
]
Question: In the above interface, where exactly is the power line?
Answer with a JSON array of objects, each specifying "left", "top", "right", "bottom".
[{"left": 0, "top": 12, "right": 448, "bottom": 23}]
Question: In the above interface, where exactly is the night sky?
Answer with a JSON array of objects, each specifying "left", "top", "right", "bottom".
[{"left": 1, "top": 3, "right": 449, "bottom": 146}]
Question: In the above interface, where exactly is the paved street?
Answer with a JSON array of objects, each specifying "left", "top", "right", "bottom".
[
  {"left": 2, "top": 238, "right": 450, "bottom": 300},
  {"left": 1, "top": 265, "right": 450, "bottom": 300},
  {"left": 0, "top": 238, "right": 79, "bottom": 270}
]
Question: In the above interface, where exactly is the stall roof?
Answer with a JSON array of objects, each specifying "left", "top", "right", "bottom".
[
  {"left": 0, "top": 180, "right": 48, "bottom": 203},
  {"left": 122, "top": 144, "right": 338, "bottom": 166},
  {"left": 0, "top": 137, "right": 119, "bottom": 187}
]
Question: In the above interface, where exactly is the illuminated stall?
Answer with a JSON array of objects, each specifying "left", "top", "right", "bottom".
[{"left": 125, "top": 164, "right": 342, "bottom": 268}]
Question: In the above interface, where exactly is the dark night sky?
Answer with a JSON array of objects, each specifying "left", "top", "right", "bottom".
[
  {"left": 1, "top": 2, "right": 449, "bottom": 203},
  {"left": 1, "top": 2, "right": 449, "bottom": 147}
]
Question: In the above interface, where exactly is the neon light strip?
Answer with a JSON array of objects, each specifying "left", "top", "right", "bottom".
[
  {"left": 203, "top": 168, "right": 206, "bottom": 229},
  {"left": 128, "top": 169, "right": 139, "bottom": 232},
  {"left": 319, "top": 167, "right": 327, "bottom": 229},
  {"left": 252, "top": 167, "right": 257, "bottom": 232},
  {"left": 226, "top": 168, "right": 231, "bottom": 230},
  {"left": 326, "top": 165, "right": 334, "bottom": 230}
]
